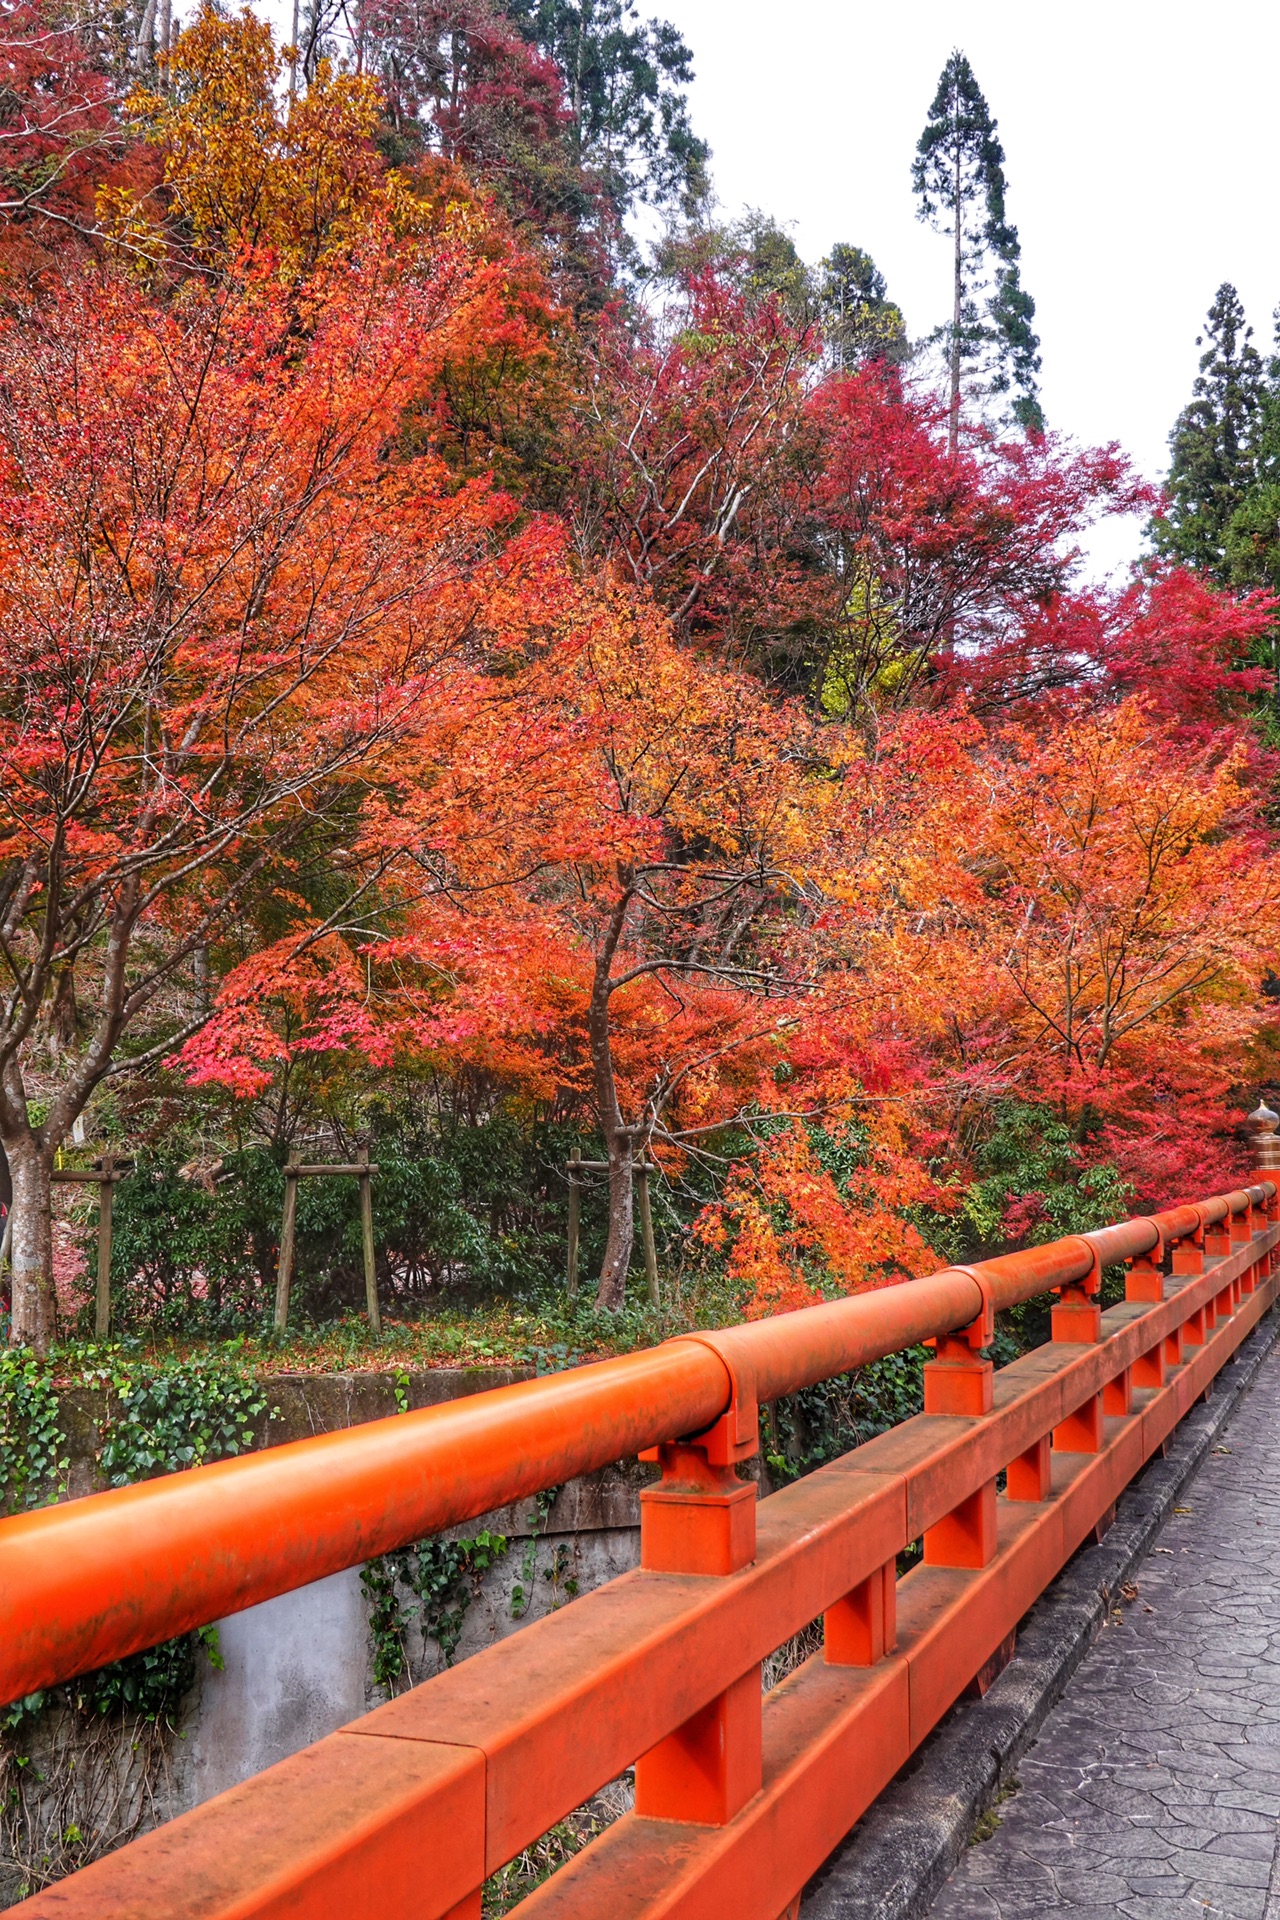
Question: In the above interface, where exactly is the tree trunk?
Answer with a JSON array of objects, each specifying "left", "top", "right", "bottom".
[
  {"left": 571, "top": 12, "right": 585, "bottom": 154},
  {"left": 949, "top": 144, "right": 963, "bottom": 458},
  {"left": 597, "top": 1129, "right": 634, "bottom": 1314},
  {"left": 588, "top": 915, "right": 635, "bottom": 1312},
  {"left": 447, "top": 28, "right": 461, "bottom": 157},
  {"left": 132, "top": 0, "right": 157, "bottom": 70},
  {"left": 288, "top": 0, "right": 299, "bottom": 95},
  {"left": 6, "top": 1136, "right": 56, "bottom": 1353}
]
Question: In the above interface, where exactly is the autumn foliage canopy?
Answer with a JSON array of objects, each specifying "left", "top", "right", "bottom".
[{"left": 1, "top": 5, "right": 1277, "bottom": 1343}]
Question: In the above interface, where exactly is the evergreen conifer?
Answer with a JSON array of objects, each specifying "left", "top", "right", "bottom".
[
  {"left": 912, "top": 49, "right": 1043, "bottom": 448},
  {"left": 1158, "top": 282, "right": 1264, "bottom": 582},
  {"left": 820, "top": 244, "right": 908, "bottom": 370}
]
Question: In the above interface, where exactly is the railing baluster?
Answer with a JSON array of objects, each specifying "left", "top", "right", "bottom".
[
  {"left": 635, "top": 1374, "right": 763, "bottom": 1826},
  {"left": 824, "top": 1562, "right": 897, "bottom": 1666},
  {"left": 1006, "top": 1434, "right": 1052, "bottom": 1501},
  {"left": 1051, "top": 1241, "right": 1104, "bottom": 1454},
  {"left": 922, "top": 1284, "right": 998, "bottom": 1568}
]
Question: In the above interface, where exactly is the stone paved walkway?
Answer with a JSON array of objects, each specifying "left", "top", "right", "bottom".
[{"left": 930, "top": 1346, "right": 1280, "bottom": 1920}]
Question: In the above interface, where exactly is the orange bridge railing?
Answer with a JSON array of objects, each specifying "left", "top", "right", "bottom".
[{"left": 5, "top": 1181, "right": 1279, "bottom": 1918}]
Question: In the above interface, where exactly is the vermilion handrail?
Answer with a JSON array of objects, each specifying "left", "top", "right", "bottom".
[
  {"left": 7, "top": 1180, "right": 1279, "bottom": 1920},
  {"left": 0, "top": 1185, "right": 1266, "bottom": 1709}
]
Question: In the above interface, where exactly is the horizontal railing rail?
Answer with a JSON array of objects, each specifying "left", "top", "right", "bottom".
[
  {"left": 7, "top": 1178, "right": 1279, "bottom": 1920},
  {"left": 0, "top": 1189, "right": 1258, "bottom": 1707}
]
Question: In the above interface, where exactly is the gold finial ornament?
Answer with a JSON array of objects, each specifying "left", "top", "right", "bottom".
[{"left": 1246, "top": 1098, "right": 1280, "bottom": 1174}]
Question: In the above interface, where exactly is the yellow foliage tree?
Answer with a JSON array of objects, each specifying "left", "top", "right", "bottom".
[{"left": 125, "top": 6, "right": 429, "bottom": 274}]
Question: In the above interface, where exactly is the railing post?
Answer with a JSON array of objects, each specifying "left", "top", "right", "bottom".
[
  {"left": 1168, "top": 1217, "right": 1205, "bottom": 1365},
  {"left": 922, "top": 1333, "right": 992, "bottom": 1417},
  {"left": 1256, "top": 1106, "right": 1280, "bottom": 1273},
  {"left": 1124, "top": 1224, "right": 1162, "bottom": 1303},
  {"left": 1245, "top": 1179, "right": 1268, "bottom": 1290},
  {"left": 1171, "top": 1220, "right": 1204, "bottom": 1274},
  {"left": 923, "top": 1275, "right": 997, "bottom": 1568},
  {"left": 635, "top": 1347, "right": 762, "bottom": 1826},
  {"left": 1239, "top": 1185, "right": 1266, "bottom": 1292},
  {"left": 1103, "top": 1365, "right": 1133, "bottom": 1416},
  {"left": 1006, "top": 1434, "right": 1052, "bottom": 1502},
  {"left": 639, "top": 1442, "right": 756, "bottom": 1579},
  {"left": 1051, "top": 1286, "right": 1101, "bottom": 1344},
  {"left": 1054, "top": 1393, "right": 1103, "bottom": 1453},
  {"left": 1236, "top": 1247, "right": 1255, "bottom": 1300},
  {"left": 825, "top": 1561, "right": 896, "bottom": 1665},
  {"left": 1127, "top": 1222, "right": 1165, "bottom": 1392},
  {"left": 1052, "top": 1241, "right": 1103, "bottom": 1453},
  {"left": 1210, "top": 1197, "right": 1249, "bottom": 1324},
  {"left": 1228, "top": 1197, "right": 1252, "bottom": 1247}
]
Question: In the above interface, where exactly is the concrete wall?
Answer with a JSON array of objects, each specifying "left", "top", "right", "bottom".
[
  {"left": 175, "top": 1458, "right": 647, "bottom": 1804},
  {"left": 182, "top": 1568, "right": 373, "bottom": 1803}
]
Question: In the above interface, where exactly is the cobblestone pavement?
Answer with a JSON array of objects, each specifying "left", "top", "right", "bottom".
[{"left": 930, "top": 1348, "right": 1280, "bottom": 1920}]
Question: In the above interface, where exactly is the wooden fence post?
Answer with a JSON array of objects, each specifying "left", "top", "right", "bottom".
[
  {"left": 565, "top": 1153, "right": 660, "bottom": 1307},
  {"left": 275, "top": 1169, "right": 298, "bottom": 1332},
  {"left": 95, "top": 1152, "right": 116, "bottom": 1341},
  {"left": 566, "top": 1147, "right": 581, "bottom": 1302},
  {"left": 637, "top": 1162, "right": 660, "bottom": 1308},
  {"left": 50, "top": 1155, "right": 131, "bottom": 1340},
  {"left": 274, "top": 1153, "right": 381, "bottom": 1332},
  {"left": 359, "top": 1144, "right": 380, "bottom": 1335}
]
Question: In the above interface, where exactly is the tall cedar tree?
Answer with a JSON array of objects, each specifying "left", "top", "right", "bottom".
[
  {"left": 1157, "top": 282, "right": 1265, "bottom": 583},
  {"left": 1223, "top": 318, "right": 1280, "bottom": 628},
  {"left": 912, "top": 49, "right": 1042, "bottom": 450}
]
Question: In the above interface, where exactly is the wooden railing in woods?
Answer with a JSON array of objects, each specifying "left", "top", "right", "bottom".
[
  {"left": 273, "top": 1144, "right": 380, "bottom": 1333},
  {"left": 36, "top": 1146, "right": 381, "bottom": 1341},
  {"left": 48, "top": 1153, "right": 131, "bottom": 1340},
  {"left": 6, "top": 1137, "right": 1280, "bottom": 1918}
]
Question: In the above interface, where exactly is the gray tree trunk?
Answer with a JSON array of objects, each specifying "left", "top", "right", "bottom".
[
  {"left": 588, "top": 895, "right": 636, "bottom": 1312},
  {"left": 6, "top": 1135, "right": 56, "bottom": 1353},
  {"left": 949, "top": 143, "right": 963, "bottom": 457}
]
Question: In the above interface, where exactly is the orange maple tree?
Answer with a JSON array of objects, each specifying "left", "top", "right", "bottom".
[
  {"left": 0, "top": 205, "right": 560, "bottom": 1346},
  {"left": 968, "top": 701, "right": 1278, "bottom": 1187},
  {"left": 184, "top": 576, "right": 864, "bottom": 1309}
]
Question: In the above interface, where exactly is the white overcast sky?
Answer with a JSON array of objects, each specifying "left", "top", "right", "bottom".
[{"left": 653, "top": 0, "right": 1280, "bottom": 578}]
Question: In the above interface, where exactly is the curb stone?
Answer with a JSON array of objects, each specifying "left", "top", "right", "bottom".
[{"left": 800, "top": 1305, "right": 1280, "bottom": 1920}]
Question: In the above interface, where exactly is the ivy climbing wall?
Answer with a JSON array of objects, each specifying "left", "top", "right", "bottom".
[{"left": 0, "top": 1358, "right": 647, "bottom": 1906}]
